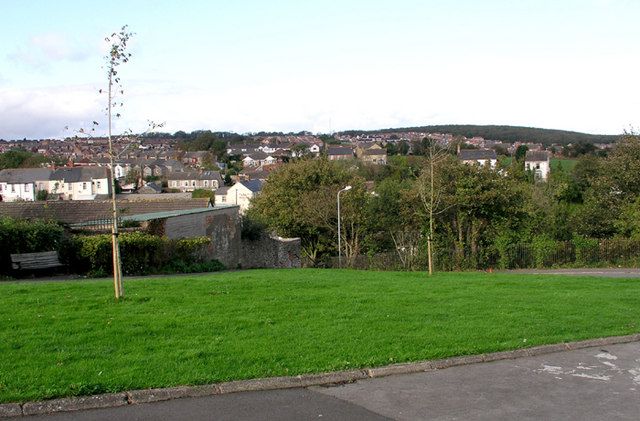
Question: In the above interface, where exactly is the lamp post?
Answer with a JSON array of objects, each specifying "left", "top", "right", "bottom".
[{"left": 337, "top": 185, "right": 352, "bottom": 268}]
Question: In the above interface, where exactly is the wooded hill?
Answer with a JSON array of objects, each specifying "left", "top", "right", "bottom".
[{"left": 340, "top": 125, "right": 621, "bottom": 145}]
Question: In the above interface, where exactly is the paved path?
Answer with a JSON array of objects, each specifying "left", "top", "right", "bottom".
[{"left": 23, "top": 341, "right": 640, "bottom": 421}]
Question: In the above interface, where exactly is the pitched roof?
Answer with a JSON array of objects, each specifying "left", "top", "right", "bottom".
[
  {"left": 50, "top": 167, "right": 109, "bottom": 182},
  {"left": 525, "top": 150, "right": 550, "bottom": 162},
  {"left": 0, "top": 168, "right": 52, "bottom": 183},
  {"left": 166, "top": 171, "right": 223, "bottom": 182},
  {"left": 238, "top": 179, "right": 264, "bottom": 193},
  {"left": 458, "top": 149, "right": 497, "bottom": 161},
  {"left": 327, "top": 146, "right": 354, "bottom": 156}
]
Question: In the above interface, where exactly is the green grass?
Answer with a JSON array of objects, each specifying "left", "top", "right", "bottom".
[
  {"left": 1, "top": 269, "right": 639, "bottom": 403},
  {"left": 550, "top": 158, "right": 577, "bottom": 171}
]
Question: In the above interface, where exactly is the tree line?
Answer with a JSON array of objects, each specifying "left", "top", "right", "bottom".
[{"left": 247, "top": 134, "right": 640, "bottom": 270}]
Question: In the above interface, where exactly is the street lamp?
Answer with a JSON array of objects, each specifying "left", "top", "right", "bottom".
[{"left": 337, "top": 185, "right": 352, "bottom": 268}]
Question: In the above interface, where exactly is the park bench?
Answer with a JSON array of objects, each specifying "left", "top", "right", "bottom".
[{"left": 10, "top": 251, "right": 64, "bottom": 272}]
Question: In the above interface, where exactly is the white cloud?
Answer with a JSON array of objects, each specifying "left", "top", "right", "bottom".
[
  {"left": 8, "top": 33, "right": 90, "bottom": 71},
  {"left": 0, "top": 85, "right": 106, "bottom": 140}
]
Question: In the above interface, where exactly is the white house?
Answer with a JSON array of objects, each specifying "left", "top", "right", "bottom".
[
  {"left": 225, "top": 179, "right": 263, "bottom": 214},
  {"left": 0, "top": 168, "right": 52, "bottom": 202},
  {"left": 525, "top": 150, "right": 551, "bottom": 181},
  {"left": 458, "top": 149, "right": 498, "bottom": 169},
  {"left": 49, "top": 167, "right": 111, "bottom": 200}
]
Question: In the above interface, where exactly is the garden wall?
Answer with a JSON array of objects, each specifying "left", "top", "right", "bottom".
[{"left": 240, "top": 236, "right": 301, "bottom": 269}]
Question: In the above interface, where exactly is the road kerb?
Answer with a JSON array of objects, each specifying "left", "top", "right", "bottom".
[{"left": 4, "top": 334, "right": 639, "bottom": 418}]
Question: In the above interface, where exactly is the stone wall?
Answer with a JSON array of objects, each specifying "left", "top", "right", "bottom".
[{"left": 240, "top": 235, "right": 301, "bottom": 269}]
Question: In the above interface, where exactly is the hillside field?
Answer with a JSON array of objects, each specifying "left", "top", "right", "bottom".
[{"left": 1, "top": 269, "right": 639, "bottom": 403}]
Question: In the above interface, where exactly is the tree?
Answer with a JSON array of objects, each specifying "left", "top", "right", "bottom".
[
  {"left": 248, "top": 159, "right": 355, "bottom": 265},
  {"left": 515, "top": 145, "right": 529, "bottom": 162},
  {"left": 416, "top": 140, "right": 450, "bottom": 275},
  {"left": 104, "top": 26, "right": 134, "bottom": 299}
]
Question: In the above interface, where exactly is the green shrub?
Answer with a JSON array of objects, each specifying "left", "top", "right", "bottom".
[
  {"left": 573, "top": 235, "right": 599, "bottom": 265},
  {"left": 191, "top": 189, "right": 215, "bottom": 199},
  {"left": 64, "top": 233, "right": 215, "bottom": 277},
  {"left": 532, "top": 235, "right": 558, "bottom": 268}
]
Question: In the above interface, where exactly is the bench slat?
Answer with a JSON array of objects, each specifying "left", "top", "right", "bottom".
[{"left": 10, "top": 251, "right": 63, "bottom": 271}]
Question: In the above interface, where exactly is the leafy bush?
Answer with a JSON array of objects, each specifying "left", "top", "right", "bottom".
[
  {"left": 573, "top": 235, "right": 599, "bottom": 265},
  {"left": 241, "top": 215, "right": 266, "bottom": 241},
  {"left": 532, "top": 235, "right": 558, "bottom": 268},
  {"left": 62, "top": 233, "right": 216, "bottom": 276},
  {"left": 192, "top": 189, "right": 215, "bottom": 199}
]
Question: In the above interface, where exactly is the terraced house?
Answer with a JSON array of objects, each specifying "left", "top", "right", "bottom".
[
  {"left": 0, "top": 168, "right": 53, "bottom": 202},
  {"left": 167, "top": 171, "right": 223, "bottom": 192}
]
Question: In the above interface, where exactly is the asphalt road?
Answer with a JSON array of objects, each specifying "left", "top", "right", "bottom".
[{"left": 23, "top": 341, "right": 640, "bottom": 421}]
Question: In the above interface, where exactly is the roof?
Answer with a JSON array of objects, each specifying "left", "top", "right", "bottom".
[
  {"left": 327, "top": 146, "right": 354, "bottom": 156},
  {"left": 525, "top": 150, "right": 550, "bottom": 162},
  {"left": 363, "top": 149, "right": 387, "bottom": 156},
  {"left": 238, "top": 179, "right": 264, "bottom": 193},
  {"left": 166, "top": 171, "right": 223, "bottom": 182},
  {"left": 458, "top": 149, "right": 497, "bottom": 161},
  {"left": 0, "top": 168, "right": 52, "bottom": 183},
  {"left": 215, "top": 186, "right": 230, "bottom": 195},
  {"left": 50, "top": 167, "right": 109, "bottom": 182}
]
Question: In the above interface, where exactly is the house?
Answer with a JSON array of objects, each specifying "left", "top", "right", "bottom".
[
  {"left": 356, "top": 143, "right": 388, "bottom": 165},
  {"left": 166, "top": 171, "right": 223, "bottom": 192},
  {"left": 327, "top": 146, "right": 354, "bottom": 161},
  {"left": 0, "top": 168, "right": 53, "bottom": 202},
  {"left": 214, "top": 186, "right": 229, "bottom": 205},
  {"left": 525, "top": 150, "right": 551, "bottom": 181},
  {"left": 49, "top": 167, "right": 111, "bottom": 200},
  {"left": 458, "top": 149, "right": 497, "bottom": 169},
  {"left": 225, "top": 179, "right": 263, "bottom": 214}
]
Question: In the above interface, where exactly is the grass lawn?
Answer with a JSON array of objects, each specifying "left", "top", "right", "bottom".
[{"left": 1, "top": 269, "right": 639, "bottom": 403}]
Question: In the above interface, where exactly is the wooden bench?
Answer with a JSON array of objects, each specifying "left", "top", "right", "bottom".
[{"left": 10, "top": 251, "right": 64, "bottom": 272}]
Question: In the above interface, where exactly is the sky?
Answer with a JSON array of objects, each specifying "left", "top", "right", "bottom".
[{"left": 1, "top": 0, "right": 639, "bottom": 139}]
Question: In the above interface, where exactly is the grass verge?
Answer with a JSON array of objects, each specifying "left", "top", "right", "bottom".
[{"left": 1, "top": 269, "right": 639, "bottom": 403}]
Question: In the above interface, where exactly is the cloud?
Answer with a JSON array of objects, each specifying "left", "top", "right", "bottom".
[
  {"left": 8, "top": 33, "right": 90, "bottom": 71},
  {"left": 0, "top": 85, "right": 106, "bottom": 140}
]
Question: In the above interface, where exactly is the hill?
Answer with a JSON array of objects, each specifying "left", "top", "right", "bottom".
[{"left": 340, "top": 125, "right": 620, "bottom": 145}]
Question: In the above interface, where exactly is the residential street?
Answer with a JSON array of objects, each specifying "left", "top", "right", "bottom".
[{"left": 22, "top": 341, "right": 640, "bottom": 421}]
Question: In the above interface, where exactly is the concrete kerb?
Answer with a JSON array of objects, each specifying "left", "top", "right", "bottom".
[{"left": 2, "top": 333, "right": 639, "bottom": 418}]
